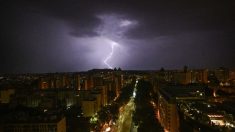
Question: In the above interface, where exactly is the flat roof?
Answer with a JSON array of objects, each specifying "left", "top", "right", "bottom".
[{"left": 159, "top": 84, "right": 205, "bottom": 103}]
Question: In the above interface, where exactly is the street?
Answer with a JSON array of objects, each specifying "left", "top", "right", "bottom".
[{"left": 115, "top": 80, "right": 137, "bottom": 132}]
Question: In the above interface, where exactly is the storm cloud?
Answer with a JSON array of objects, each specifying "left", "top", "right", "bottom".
[{"left": 0, "top": 0, "right": 235, "bottom": 73}]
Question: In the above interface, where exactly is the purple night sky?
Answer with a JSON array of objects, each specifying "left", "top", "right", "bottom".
[{"left": 0, "top": 0, "right": 235, "bottom": 73}]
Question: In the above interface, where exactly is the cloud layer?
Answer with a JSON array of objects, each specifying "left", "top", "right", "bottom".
[{"left": 0, "top": 0, "right": 235, "bottom": 73}]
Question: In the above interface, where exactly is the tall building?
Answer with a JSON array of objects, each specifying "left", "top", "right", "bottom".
[
  {"left": 229, "top": 69, "right": 235, "bottom": 80},
  {"left": 82, "top": 98, "right": 97, "bottom": 117},
  {"left": 158, "top": 85, "right": 205, "bottom": 132},
  {"left": 213, "top": 67, "right": 229, "bottom": 82},
  {"left": 173, "top": 71, "right": 192, "bottom": 84},
  {"left": 191, "top": 69, "right": 208, "bottom": 84},
  {"left": 3, "top": 116, "right": 66, "bottom": 132},
  {"left": 91, "top": 90, "right": 102, "bottom": 111},
  {"left": 155, "top": 68, "right": 208, "bottom": 85},
  {"left": 1, "top": 107, "right": 66, "bottom": 132},
  {"left": 0, "top": 88, "right": 15, "bottom": 103},
  {"left": 93, "top": 76, "right": 104, "bottom": 87}
]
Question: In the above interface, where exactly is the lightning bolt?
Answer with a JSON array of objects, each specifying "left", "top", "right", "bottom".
[
  {"left": 95, "top": 15, "right": 135, "bottom": 69},
  {"left": 104, "top": 40, "right": 118, "bottom": 69}
]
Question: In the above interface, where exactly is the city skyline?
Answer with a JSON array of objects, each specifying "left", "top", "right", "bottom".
[{"left": 0, "top": 0, "right": 235, "bottom": 74}]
